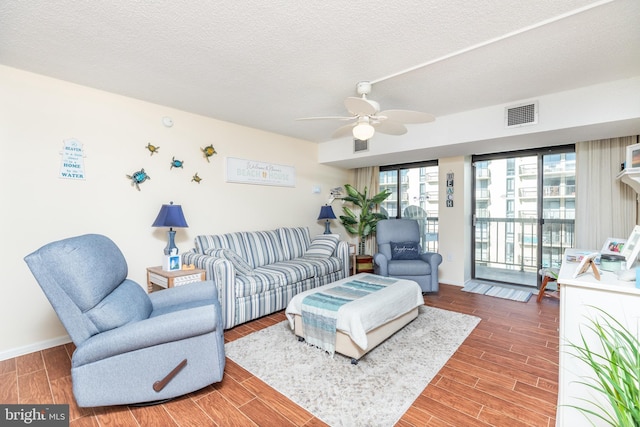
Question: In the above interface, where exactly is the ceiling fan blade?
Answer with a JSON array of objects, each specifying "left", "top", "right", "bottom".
[
  {"left": 344, "top": 97, "right": 378, "bottom": 116},
  {"left": 296, "top": 116, "right": 355, "bottom": 121},
  {"left": 374, "top": 120, "right": 407, "bottom": 136},
  {"left": 331, "top": 123, "right": 356, "bottom": 138},
  {"left": 379, "top": 109, "right": 435, "bottom": 124}
]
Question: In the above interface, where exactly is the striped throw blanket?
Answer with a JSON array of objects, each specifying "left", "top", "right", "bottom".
[{"left": 301, "top": 277, "right": 396, "bottom": 355}]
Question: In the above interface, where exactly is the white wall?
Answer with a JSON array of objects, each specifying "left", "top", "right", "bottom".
[
  {"left": 0, "top": 66, "right": 351, "bottom": 360},
  {"left": 436, "top": 156, "right": 472, "bottom": 286}
]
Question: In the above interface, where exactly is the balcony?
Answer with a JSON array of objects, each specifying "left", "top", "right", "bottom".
[
  {"left": 474, "top": 216, "right": 575, "bottom": 286},
  {"left": 519, "top": 187, "right": 537, "bottom": 198}
]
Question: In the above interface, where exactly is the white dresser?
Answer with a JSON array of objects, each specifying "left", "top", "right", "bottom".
[{"left": 556, "top": 249, "right": 640, "bottom": 426}]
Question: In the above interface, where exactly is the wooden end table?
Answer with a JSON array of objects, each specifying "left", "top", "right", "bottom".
[{"left": 146, "top": 266, "right": 206, "bottom": 293}]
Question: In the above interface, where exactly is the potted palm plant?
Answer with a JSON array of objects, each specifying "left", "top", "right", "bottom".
[
  {"left": 338, "top": 183, "right": 390, "bottom": 256},
  {"left": 566, "top": 307, "right": 640, "bottom": 426}
]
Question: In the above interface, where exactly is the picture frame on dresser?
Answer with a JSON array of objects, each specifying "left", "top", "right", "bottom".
[
  {"left": 600, "top": 237, "right": 626, "bottom": 255},
  {"left": 620, "top": 225, "right": 640, "bottom": 269}
]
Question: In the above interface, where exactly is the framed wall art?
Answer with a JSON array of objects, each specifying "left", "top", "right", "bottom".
[{"left": 625, "top": 143, "right": 640, "bottom": 169}]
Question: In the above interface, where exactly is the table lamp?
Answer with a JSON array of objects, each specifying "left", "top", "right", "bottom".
[
  {"left": 152, "top": 201, "right": 189, "bottom": 255},
  {"left": 317, "top": 205, "right": 337, "bottom": 234}
]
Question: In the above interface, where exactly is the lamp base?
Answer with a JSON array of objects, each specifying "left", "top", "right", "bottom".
[
  {"left": 164, "top": 229, "right": 178, "bottom": 255},
  {"left": 323, "top": 220, "right": 332, "bottom": 234}
]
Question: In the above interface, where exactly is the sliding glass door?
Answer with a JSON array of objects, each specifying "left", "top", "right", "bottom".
[
  {"left": 379, "top": 162, "right": 439, "bottom": 252},
  {"left": 472, "top": 147, "right": 575, "bottom": 287}
]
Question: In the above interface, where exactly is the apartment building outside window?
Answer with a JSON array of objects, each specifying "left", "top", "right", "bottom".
[{"left": 379, "top": 161, "right": 439, "bottom": 252}]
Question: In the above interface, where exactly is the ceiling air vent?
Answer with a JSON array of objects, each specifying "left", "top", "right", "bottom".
[
  {"left": 354, "top": 138, "right": 369, "bottom": 153},
  {"left": 505, "top": 101, "right": 538, "bottom": 128}
]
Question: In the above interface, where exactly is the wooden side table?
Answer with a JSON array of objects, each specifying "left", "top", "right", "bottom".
[
  {"left": 355, "top": 255, "right": 374, "bottom": 274},
  {"left": 146, "top": 266, "right": 206, "bottom": 293}
]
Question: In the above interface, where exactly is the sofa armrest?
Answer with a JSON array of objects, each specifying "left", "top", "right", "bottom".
[
  {"left": 181, "top": 252, "right": 236, "bottom": 329},
  {"left": 334, "top": 240, "right": 350, "bottom": 279}
]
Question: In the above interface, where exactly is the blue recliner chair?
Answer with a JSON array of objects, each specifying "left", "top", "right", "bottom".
[
  {"left": 373, "top": 219, "right": 442, "bottom": 293},
  {"left": 24, "top": 234, "right": 225, "bottom": 407}
]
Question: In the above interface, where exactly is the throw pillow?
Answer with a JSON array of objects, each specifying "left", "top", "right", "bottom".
[
  {"left": 205, "top": 248, "right": 254, "bottom": 275},
  {"left": 390, "top": 241, "right": 421, "bottom": 260},
  {"left": 304, "top": 234, "right": 339, "bottom": 259}
]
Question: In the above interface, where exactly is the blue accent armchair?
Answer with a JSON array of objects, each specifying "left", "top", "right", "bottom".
[
  {"left": 373, "top": 219, "right": 442, "bottom": 293},
  {"left": 24, "top": 234, "right": 225, "bottom": 407}
]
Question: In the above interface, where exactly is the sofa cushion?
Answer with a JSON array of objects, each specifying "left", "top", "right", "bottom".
[
  {"left": 205, "top": 248, "right": 254, "bottom": 276},
  {"left": 304, "top": 234, "right": 339, "bottom": 258},
  {"left": 388, "top": 259, "right": 431, "bottom": 276},
  {"left": 390, "top": 241, "right": 421, "bottom": 260},
  {"left": 299, "top": 256, "right": 343, "bottom": 276},
  {"left": 259, "top": 260, "right": 316, "bottom": 283},
  {"left": 278, "top": 227, "right": 311, "bottom": 260},
  {"left": 85, "top": 280, "right": 152, "bottom": 333},
  {"left": 243, "top": 230, "right": 286, "bottom": 268},
  {"left": 235, "top": 269, "right": 285, "bottom": 297}
]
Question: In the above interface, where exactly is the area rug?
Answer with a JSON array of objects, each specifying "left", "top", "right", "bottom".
[
  {"left": 225, "top": 305, "right": 480, "bottom": 427},
  {"left": 462, "top": 281, "right": 532, "bottom": 302}
]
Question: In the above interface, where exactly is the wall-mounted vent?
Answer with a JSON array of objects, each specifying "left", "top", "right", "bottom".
[
  {"left": 354, "top": 138, "right": 369, "bottom": 153},
  {"left": 505, "top": 101, "right": 538, "bottom": 128}
]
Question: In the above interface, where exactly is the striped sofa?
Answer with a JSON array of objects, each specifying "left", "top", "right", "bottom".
[{"left": 182, "top": 227, "right": 349, "bottom": 329}]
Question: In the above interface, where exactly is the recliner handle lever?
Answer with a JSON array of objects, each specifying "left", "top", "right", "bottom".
[{"left": 153, "top": 359, "right": 187, "bottom": 392}]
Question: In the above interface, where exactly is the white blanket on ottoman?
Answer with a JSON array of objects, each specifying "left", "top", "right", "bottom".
[{"left": 285, "top": 274, "right": 423, "bottom": 351}]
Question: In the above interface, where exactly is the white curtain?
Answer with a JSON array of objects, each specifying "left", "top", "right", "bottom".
[
  {"left": 354, "top": 166, "right": 380, "bottom": 255},
  {"left": 575, "top": 136, "right": 638, "bottom": 249}
]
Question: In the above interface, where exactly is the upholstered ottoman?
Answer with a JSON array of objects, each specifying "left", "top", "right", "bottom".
[{"left": 285, "top": 273, "right": 423, "bottom": 364}]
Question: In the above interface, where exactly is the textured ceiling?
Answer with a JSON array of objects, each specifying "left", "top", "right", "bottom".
[{"left": 1, "top": 0, "right": 639, "bottom": 146}]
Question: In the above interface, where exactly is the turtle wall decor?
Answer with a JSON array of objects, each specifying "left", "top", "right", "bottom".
[
  {"left": 170, "top": 157, "right": 184, "bottom": 169},
  {"left": 126, "top": 168, "right": 150, "bottom": 191},
  {"left": 201, "top": 145, "right": 217, "bottom": 162},
  {"left": 145, "top": 143, "right": 160, "bottom": 156}
]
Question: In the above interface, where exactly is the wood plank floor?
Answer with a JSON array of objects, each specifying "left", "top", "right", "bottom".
[{"left": 0, "top": 284, "right": 559, "bottom": 426}]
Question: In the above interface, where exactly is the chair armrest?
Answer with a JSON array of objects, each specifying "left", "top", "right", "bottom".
[
  {"left": 73, "top": 305, "right": 219, "bottom": 366},
  {"left": 420, "top": 252, "right": 443, "bottom": 268},
  {"left": 149, "top": 280, "right": 218, "bottom": 311},
  {"left": 373, "top": 253, "right": 389, "bottom": 276}
]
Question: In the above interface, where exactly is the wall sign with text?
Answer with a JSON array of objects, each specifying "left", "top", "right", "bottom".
[
  {"left": 226, "top": 157, "right": 295, "bottom": 187},
  {"left": 446, "top": 172, "right": 454, "bottom": 207},
  {"left": 59, "top": 138, "right": 86, "bottom": 180}
]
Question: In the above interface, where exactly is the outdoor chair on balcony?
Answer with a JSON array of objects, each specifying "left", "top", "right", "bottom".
[{"left": 537, "top": 267, "right": 560, "bottom": 302}]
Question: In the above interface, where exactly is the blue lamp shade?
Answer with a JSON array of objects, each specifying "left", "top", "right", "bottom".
[
  {"left": 152, "top": 202, "right": 188, "bottom": 255},
  {"left": 317, "top": 205, "right": 336, "bottom": 234}
]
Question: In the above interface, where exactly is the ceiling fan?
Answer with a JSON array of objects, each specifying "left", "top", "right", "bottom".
[{"left": 297, "top": 81, "right": 435, "bottom": 140}]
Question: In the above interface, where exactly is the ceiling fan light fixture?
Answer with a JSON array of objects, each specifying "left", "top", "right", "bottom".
[{"left": 352, "top": 119, "right": 375, "bottom": 140}]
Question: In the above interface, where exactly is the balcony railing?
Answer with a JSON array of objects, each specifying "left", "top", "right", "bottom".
[
  {"left": 474, "top": 217, "right": 575, "bottom": 274},
  {"left": 400, "top": 213, "right": 439, "bottom": 253}
]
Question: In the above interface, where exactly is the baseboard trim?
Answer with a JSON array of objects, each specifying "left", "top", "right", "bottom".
[{"left": 0, "top": 335, "right": 72, "bottom": 362}]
